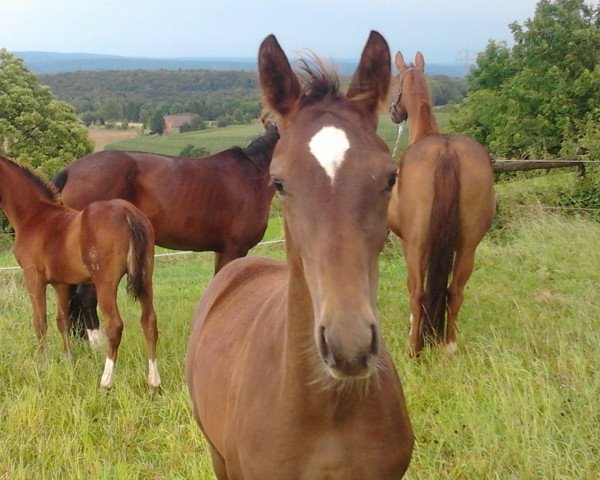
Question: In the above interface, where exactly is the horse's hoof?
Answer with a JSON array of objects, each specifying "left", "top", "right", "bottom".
[
  {"left": 148, "top": 383, "right": 162, "bottom": 396},
  {"left": 444, "top": 342, "right": 459, "bottom": 354}
]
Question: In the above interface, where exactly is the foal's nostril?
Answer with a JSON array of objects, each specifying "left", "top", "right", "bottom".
[
  {"left": 370, "top": 324, "right": 380, "bottom": 357},
  {"left": 319, "top": 326, "right": 335, "bottom": 367}
]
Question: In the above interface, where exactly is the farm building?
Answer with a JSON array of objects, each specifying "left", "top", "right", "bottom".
[{"left": 163, "top": 114, "right": 193, "bottom": 134}]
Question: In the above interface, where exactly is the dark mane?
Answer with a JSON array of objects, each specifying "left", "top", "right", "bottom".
[
  {"left": 242, "top": 123, "right": 280, "bottom": 168},
  {"left": 297, "top": 57, "right": 340, "bottom": 106},
  {"left": 1, "top": 156, "right": 60, "bottom": 203}
]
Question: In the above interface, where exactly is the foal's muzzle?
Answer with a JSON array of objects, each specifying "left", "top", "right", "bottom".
[
  {"left": 390, "top": 103, "right": 407, "bottom": 124},
  {"left": 318, "top": 323, "right": 380, "bottom": 379}
]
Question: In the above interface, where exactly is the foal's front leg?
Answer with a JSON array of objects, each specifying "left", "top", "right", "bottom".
[
  {"left": 23, "top": 269, "right": 48, "bottom": 350},
  {"left": 53, "top": 283, "right": 73, "bottom": 356}
]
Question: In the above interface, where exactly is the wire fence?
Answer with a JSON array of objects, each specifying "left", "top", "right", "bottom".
[{"left": 0, "top": 238, "right": 285, "bottom": 273}]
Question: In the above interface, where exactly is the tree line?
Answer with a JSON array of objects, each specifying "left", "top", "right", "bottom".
[
  {"left": 38, "top": 69, "right": 263, "bottom": 130},
  {"left": 37, "top": 68, "right": 466, "bottom": 131}
]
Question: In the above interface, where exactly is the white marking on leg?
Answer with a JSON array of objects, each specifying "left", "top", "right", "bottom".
[
  {"left": 148, "top": 358, "right": 161, "bottom": 389},
  {"left": 86, "top": 328, "right": 105, "bottom": 350},
  {"left": 309, "top": 126, "right": 350, "bottom": 183},
  {"left": 100, "top": 357, "right": 115, "bottom": 389},
  {"left": 409, "top": 313, "right": 414, "bottom": 337},
  {"left": 445, "top": 342, "right": 458, "bottom": 354}
]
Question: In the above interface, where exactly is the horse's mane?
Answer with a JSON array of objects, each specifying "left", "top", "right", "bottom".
[
  {"left": 242, "top": 123, "right": 280, "bottom": 168},
  {"left": 296, "top": 57, "right": 341, "bottom": 107},
  {"left": 0, "top": 156, "right": 60, "bottom": 203}
]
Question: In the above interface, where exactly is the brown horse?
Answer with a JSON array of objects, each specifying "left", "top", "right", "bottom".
[
  {"left": 186, "top": 32, "right": 413, "bottom": 479},
  {"left": 388, "top": 51, "right": 496, "bottom": 356},
  {"left": 0, "top": 156, "right": 159, "bottom": 389},
  {"left": 53, "top": 124, "right": 279, "bottom": 341}
]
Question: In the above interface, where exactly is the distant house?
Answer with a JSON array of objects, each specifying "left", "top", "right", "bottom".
[{"left": 163, "top": 114, "right": 193, "bottom": 134}]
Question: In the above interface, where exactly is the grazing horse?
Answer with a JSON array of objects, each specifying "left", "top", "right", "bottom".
[
  {"left": 186, "top": 32, "right": 413, "bottom": 479},
  {"left": 388, "top": 51, "right": 496, "bottom": 356},
  {"left": 53, "top": 124, "right": 279, "bottom": 341},
  {"left": 0, "top": 156, "right": 159, "bottom": 389}
]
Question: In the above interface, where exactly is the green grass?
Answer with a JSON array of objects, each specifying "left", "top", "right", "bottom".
[
  {"left": 0, "top": 203, "right": 598, "bottom": 478},
  {"left": 106, "top": 123, "right": 266, "bottom": 156},
  {"left": 104, "top": 114, "right": 422, "bottom": 158}
]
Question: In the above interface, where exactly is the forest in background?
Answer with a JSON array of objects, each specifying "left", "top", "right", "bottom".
[{"left": 37, "top": 69, "right": 467, "bottom": 129}]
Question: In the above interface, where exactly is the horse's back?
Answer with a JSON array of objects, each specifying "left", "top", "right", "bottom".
[
  {"left": 57, "top": 151, "right": 139, "bottom": 209},
  {"left": 390, "top": 134, "right": 495, "bottom": 244}
]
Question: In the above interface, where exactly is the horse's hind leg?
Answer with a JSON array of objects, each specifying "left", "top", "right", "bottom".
[
  {"left": 53, "top": 284, "right": 72, "bottom": 356},
  {"left": 404, "top": 244, "right": 426, "bottom": 357},
  {"left": 445, "top": 246, "right": 476, "bottom": 354},
  {"left": 95, "top": 282, "right": 123, "bottom": 389},
  {"left": 77, "top": 283, "right": 103, "bottom": 349},
  {"left": 138, "top": 285, "right": 161, "bottom": 390}
]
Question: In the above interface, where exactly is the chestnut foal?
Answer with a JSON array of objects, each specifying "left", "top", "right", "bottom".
[{"left": 186, "top": 32, "right": 413, "bottom": 479}]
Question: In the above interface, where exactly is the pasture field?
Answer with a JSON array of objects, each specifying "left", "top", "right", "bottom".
[
  {"left": 100, "top": 108, "right": 454, "bottom": 158},
  {"left": 86, "top": 125, "right": 142, "bottom": 152},
  {"left": 105, "top": 123, "right": 266, "bottom": 156},
  {"left": 103, "top": 114, "right": 421, "bottom": 157},
  {"left": 0, "top": 169, "right": 598, "bottom": 479}
]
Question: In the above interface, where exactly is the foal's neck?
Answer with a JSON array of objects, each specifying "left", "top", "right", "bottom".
[
  {"left": 283, "top": 239, "right": 319, "bottom": 383},
  {"left": 406, "top": 77, "right": 439, "bottom": 145},
  {"left": 0, "top": 167, "right": 59, "bottom": 233}
]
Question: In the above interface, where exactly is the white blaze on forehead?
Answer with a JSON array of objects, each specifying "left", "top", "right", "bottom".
[{"left": 309, "top": 126, "right": 350, "bottom": 183}]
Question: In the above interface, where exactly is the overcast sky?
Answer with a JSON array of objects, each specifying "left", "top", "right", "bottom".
[{"left": 4, "top": 0, "right": 541, "bottom": 64}]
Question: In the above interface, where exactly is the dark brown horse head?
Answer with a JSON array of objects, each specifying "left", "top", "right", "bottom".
[
  {"left": 390, "top": 51, "right": 425, "bottom": 124},
  {"left": 259, "top": 32, "right": 396, "bottom": 380}
]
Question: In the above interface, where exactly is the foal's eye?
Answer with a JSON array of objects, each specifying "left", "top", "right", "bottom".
[
  {"left": 271, "top": 177, "right": 285, "bottom": 194},
  {"left": 384, "top": 171, "right": 397, "bottom": 192}
]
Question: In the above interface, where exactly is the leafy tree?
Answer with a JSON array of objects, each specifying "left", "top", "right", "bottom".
[
  {"left": 427, "top": 75, "right": 468, "bottom": 105},
  {"left": 80, "top": 111, "right": 97, "bottom": 126},
  {"left": 169, "top": 102, "right": 185, "bottom": 115},
  {"left": 451, "top": 0, "right": 600, "bottom": 158},
  {"left": 148, "top": 111, "right": 164, "bottom": 134},
  {"left": 180, "top": 114, "right": 206, "bottom": 133},
  {"left": 97, "top": 98, "right": 122, "bottom": 123},
  {"left": 0, "top": 49, "right": 93, "bottom": 177}
]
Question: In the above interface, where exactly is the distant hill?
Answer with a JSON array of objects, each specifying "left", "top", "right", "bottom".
[{"left": 14, "top": 51, "right": 468, "bottom": 77}]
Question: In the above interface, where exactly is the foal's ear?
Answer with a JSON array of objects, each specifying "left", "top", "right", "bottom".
[
  {"left": 258, "top": 34, "right": 301, "bottom": 119},
  {"left": 395, "top": 51, "right": 407, "bottom": 72},
  {"left": 415, "top": 51, "right": 425, "bottom": 72},
  {"left": 347, "top": 31, "right": 391, "bottom": 122}
]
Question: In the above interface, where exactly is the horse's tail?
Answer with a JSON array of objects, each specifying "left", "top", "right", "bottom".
[
  {"left": 125, "top": 214, "right": 152, "bottom": 300},
  {"left": 422, "top": 146, "right": 460, "bottom": 343},
  {"left": 52, "top": 169, "right": 69, "bottom": 192}
]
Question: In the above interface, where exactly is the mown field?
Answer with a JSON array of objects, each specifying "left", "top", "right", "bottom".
[
  {"left": 0, "top": 163, "right": 598, "bottom": 478},
  {"left": 103, "top": 111, "right": 442, "bottom": 156}
]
